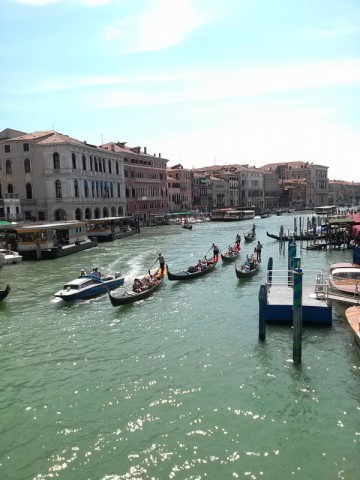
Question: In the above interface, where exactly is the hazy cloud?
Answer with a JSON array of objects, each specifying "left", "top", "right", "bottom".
[{"left": 104, "top": 0, "right": 218, "bottom": 51}]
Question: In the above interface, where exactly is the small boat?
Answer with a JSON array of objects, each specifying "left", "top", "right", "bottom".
[
  {"left": 0, "top": 248, "right": 22, "bottom": 265},
  {"left": 181, "top": 223, "right": 193, "bottom": 230},
  {"left": 0, "top": 284, "right": 11, "bottom": 301},
  {"left": 108, "top": 268, "right": 165, "bottom": 305},
  {"left": 345, "top": 306, "right": 360, "bottom": 349},
  {"left": 221, "top": 245, "right": 240, "bottom": 262},
  {"left": 235, "top": 259, "right": 259, "bottom": 278},
  {"left": 167, "top": 257, "right": 217, "bottom": 281},
  {"left": 54, "top": 272, "right": 125, "bottom": 301},
  {"left": 244, "top": 232, "right": 256, "bottom": 242},
  {"left": 328, "top": 262, "right": 360, "bottom": 297}
]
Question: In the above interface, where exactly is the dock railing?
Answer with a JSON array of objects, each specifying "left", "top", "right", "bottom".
[{"left": 266, "top": 268, "right": 331, "bottom": 304}]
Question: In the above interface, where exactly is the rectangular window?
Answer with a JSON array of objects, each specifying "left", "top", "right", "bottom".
[
  {"left": 5, "top": 145, "right": 10, "bottom": 153},
  {"left": 38, "top": 211, "right": 45, "bottom": 220},
  {"left": 23, "top": 143, "right": 29, "bottom": 151},
  {"left": 24, "top": 211, "right": 32, "bottom": 220}
]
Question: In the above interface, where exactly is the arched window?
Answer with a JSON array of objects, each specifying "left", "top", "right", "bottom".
[
  {"left": 96, "top": 181, "right": 99, "bottom": 197},
  {"left": 103, "top": 207, "right": 108, "bottom": 217},
  {"left": 75, "top": 208, "right": 82, "bottom": 220},
  {"left": 117, "top": 182, "right": 121, "bottom": 197},
  {"left": 72, "top": 153, "right": 77, "bottom": 169},
  {"left": 84, "top": 180, "right": 89, "bottom": 197},
  {"left": 7, "top": 184, "right": 13, "bottom": 194},
  {"left": 26, "top": 183, "right": 33, "bottom": 199},
  {"left": 82, "top": 155, "right": 86, "bottom": 170},
  {"left": 98, "top": 158, "right": 102, "bottom": 173},
  {"left": 110, "top": 182, "right": 114, "bottom": 197},
  {"left": 74, "top": 179, "right": 79, "bottom": 197},
  {"left": 91, "top": 181, "right": 95, "bottom": 197},
  {"left": 94, "top": 207, "right": 100, "bottom": 219},
  {"left": 55, "top": 180, "right": 62, "bottom": 198},
  {"left": 95, "top": 157, "right": 98, "bottom": 172},
  {"left": 116, "top": 162, "right": 119, "bottom": 175},
  {"left": 108, "top": 160, "right": 112, "bottom": 174},
  {"left": 102, "top": 159, "right": 106, "bottom": 172},
  {"left": 126, "top": 186, "right": 129, "bottom": 197},
  {"left": 85, "top": 208, "right": 91, "bottom": 220},
  {"left": 6, "top": 160, "right": 12, "bottom": 174},
  {"left": 24, "top": 158, "right": 31, "bottom": 173},
  {"left": 90, "top": 156, "right": 93, "bottom": 171},
  {"left": 53, "top": 152, "right": 60, "bottom": 169}
]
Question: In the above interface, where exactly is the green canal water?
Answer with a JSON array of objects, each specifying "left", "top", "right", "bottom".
[{"left": 0, "top": 215, "right": 359, "bottom": 480}]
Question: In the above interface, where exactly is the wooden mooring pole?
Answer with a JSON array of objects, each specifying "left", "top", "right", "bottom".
[{"left": 293, "top": 256, "right": 303, "bottom": 364}]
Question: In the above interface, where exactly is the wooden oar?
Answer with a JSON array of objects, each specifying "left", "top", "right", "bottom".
[
  {"left": 145, "top": 258, "right": 159, "bottom": 276},
  {"left": 203, "top": 246, "right": 213, "bottom": 260}
]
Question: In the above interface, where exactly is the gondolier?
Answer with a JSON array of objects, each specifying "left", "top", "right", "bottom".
[
  {"left": 235, "top": 234, "right": 241, "bottom": 250},
  {"left": 158, "top": 253, "right": 165, "bottom": 275},
  {"left": 212, "top": 243, "right": 219, "bottom": 261},
  {"left": 254, "top": 240, "right": 263, "bottom": 261}
]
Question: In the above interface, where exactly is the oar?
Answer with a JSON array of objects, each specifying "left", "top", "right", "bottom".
[
  {"left": 203, "top": 246, "right": 213, "bottom": 260},
  {"left": 9, "top": 285, "right": 39, "bottom": 295},
  {"left": 144, "top": 258, "right": 159, "bottom": 276}
]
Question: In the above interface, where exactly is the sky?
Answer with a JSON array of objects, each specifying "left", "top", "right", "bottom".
[{"left": 1, "top": 0, "right": 360, "bottom": 181}]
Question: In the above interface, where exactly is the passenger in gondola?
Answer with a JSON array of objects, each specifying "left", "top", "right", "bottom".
[{"left": 133, "top": 278, "right": 142, "bottom": 293}]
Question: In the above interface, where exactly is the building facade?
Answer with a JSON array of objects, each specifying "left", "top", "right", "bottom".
[
  {"left": 100, "top": 142, "right": 169, "bottom": 222},
  {"left": 167, "top": 164, "right": 192, "bottom": 212},
  {"left": 0, "top": 130, "right": 127, "bottom": 221}
]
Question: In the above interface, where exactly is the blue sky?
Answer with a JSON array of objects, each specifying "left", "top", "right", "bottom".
[{"left": 1, "top": 0, "right": 360, "bottom": 181}]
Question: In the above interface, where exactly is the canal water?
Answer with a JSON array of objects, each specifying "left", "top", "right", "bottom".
[{"left": 0, "top": 214, "right": 359, "bottom": 480}]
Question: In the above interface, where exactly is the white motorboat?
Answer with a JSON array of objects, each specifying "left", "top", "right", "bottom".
[{"left": 0, "top": 248, "right": 23, "bottom": 265}]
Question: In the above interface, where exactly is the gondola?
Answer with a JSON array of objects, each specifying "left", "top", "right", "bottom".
[
  {"left": 107, "top": 268, "right": 165, "bottom": 306},
  {"left": 244, "top": 232, "right": 256, "bottom": 242},
  {"left": 221, "top": 247, "right": 240, "bottom": 262},
  {"left": 0, "top": 284, "right": 11, "bottom": 301},
  {"left": 167, "top": 258, "right": 217, "bottom": 280},
  {"left": 235, "top": 261, "right": 259, "bottom": 278}
]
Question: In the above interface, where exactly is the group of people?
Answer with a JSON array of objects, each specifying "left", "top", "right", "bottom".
[
  {"left": 241, "top": 254, "right": 258, "bottom": 272},
  {"left": 80, "top": 267, "right": 102, "bottom": 278},
  {"left": 132, "top": 273, "right": 160, "bottom": 293}
]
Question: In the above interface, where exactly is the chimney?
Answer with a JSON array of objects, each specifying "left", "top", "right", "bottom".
[
  {"left": 144, "top": 147, "right": 147, "bottom": 154},
  {"left": 111, "top": 144, "right": 115, "bottom": 151},
  {"left": 158, "top": 153, "right": 161, "bottom": 158}
]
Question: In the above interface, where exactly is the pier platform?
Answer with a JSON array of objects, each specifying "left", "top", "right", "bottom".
[{"left": 259, "top": 269, "right": 332, "bottom": 326}]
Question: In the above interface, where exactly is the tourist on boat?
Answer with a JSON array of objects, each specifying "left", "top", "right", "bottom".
[
  {"left": 133, "top": 278, "right": 142, "bottom": 293},
  {"left": 91, "top": 267, "right": 101, "bottom": 278},
  {"left": 212, "top": 243, "right": 219, "bottom": 261},
  {"left": 254, "top": 241, "right": 263, "bottom": 261},
  {"left": 252, "top": 224, "right": 256, "bottom": 236},
  {"left": 158, "top": 253, "right": 165, "bottom": 275},
  {"left": 80, "top": 268, "right": 87, "bottom": 276}
]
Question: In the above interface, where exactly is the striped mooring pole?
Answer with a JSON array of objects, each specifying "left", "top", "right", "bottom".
[{"left": 293, "top": 256, "right": 303, "bottom": 364}]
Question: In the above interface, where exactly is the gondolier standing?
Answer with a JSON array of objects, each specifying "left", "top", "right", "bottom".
[
  {"left": 212, "top": 243, "right": 220, "bottom": 261},
  {"left": 254, "top": 241, "right": 263, "bottom": 261},
  {"left": 158, "top": 253, "right": 165, "bottom": 275},
  {"left": 235, "top": 233, "right": 241, "bottom": 250}
]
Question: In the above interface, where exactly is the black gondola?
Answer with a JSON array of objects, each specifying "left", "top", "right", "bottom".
[
  {"left": 244, "top": 233, "right": 256, "bottom": 242},
  {"left": 221, "top": 249, "right": 240, "bottom": 262},
  {"left": 108, "top": 269, "right": 165, "bottom": 306},
  {"left": 0, "top": 284, "right": 11, "bottom": 301},
  {"left": 235, "top": 262, "right": 259, "bottom": 278},
  {"left": 167, "top": 259, "right": 217, "bottom": 281}
]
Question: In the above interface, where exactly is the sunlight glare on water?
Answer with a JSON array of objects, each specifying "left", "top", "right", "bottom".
[{"left": 0, "top": 214, "right": 359, "bottom": 480}]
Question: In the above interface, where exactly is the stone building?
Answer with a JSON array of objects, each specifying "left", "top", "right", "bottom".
[
  {"left": 99, "top": 142, "right": 169, "bottom": 222},
  {"left": 0, "top": 129, "right": 127, "bottom": 221},
  {"left": 167, "top": 164, "right": 192, "bottom": 212}
]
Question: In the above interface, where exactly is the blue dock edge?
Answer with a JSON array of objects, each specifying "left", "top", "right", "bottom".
[{"left": 259, "top": 284, "right": 332, "bottom": 327}]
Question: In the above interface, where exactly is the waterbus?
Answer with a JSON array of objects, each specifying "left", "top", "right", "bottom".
[{"left": 313, "top": 206, "right": 337, "bottom": 216}]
